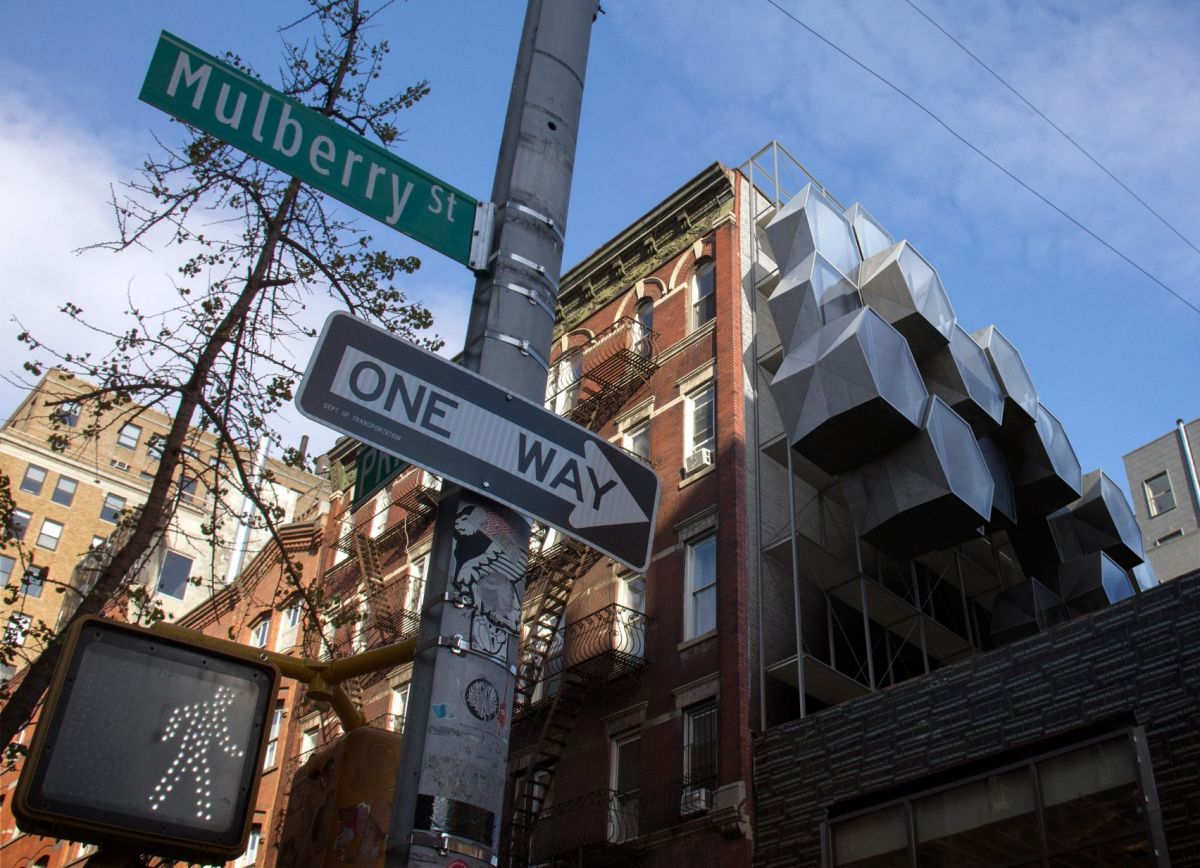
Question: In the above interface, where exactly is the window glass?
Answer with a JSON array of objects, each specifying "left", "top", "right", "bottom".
[
  {"left": 405, "top": 554, "right": 429, "bottom": 613},
  {"left": 251, "top": 617, "right": 271, "bottom": 649},
  {"left": 155, "top": 550, "right": 193, "bottom": 599},
  {"left": 117, "top": 423, "right": 142, "bottom": 449},
  {"left": 238, "top": 824, "right": 261, "bottom": 867},
  {"left": 263, "top": 703, "right": 284, "bottom": 769},
  {"left": 36, "top": 518, "right": 64, "bottom": 551},
  {"left": 54, "top": 401, "right": 80, "bottom": 427},
  {"left": 1144, "top": 472, "right": 1175, "bottom": 516},
  {"left": 685, "top": 535, "right": 717, "bottom": 638},
  {"left": 0, "top": 556, "right": 13, "bottom": 588},
  {"left": 610, "top": 731, "right": 641, "bottom": 843},
  {"left": 635, "top": 298, "right": 654, "bottom": 358},
  {"left": 370, "top": 488, "right": 390, "bottom": 538},
  {"left": 692, "top": 259, "right": 716, "bottom": 328},
  {"left": 178, "top": 475, "right": 198, "bottom": 503},
  {"left": 683, "top": 699, "right": 717, "bottom": 786},
  {"left": 688, "top": 385, "right": 715, "bottom": 456},
  {"left": 547, "top": 350, "right": 583, "bottom": 415},
  {"left": 20, "top": 465, "right": 47, "bottom": 496},
  {"left": 390, "top": 683, "right": 409, "bottom": 731},
  {"left": 147, "top": 433, "right": 165, "bottom": 459},
  {"left": 4, "top": 613, "right": 32, "bottom": 647},
  {"left": 625, "top": 421, "right": 650, "bottom": 460},
  {"left": 51, "top": 476, "right": 78, "bottom": 507},
  {"left": 23, "top": 566, "right": 46, "bottom": 599},
  {"left": 100, "top": 493, "right": 126, "bottom": 523},
  {"left": 277, "top": 599, "right": 302, "bottom": 651},
  {"left": 13, "top": 509, "right": 32, "bottom": 540}
]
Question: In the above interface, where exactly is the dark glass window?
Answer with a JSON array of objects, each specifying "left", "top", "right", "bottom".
[
  {"left": 20, "top": 464, "right": 47, "bottom": 496},
  {"left": 1143, "top": 472, "right": 1175, "bottom": 516},
  {"left": 12, "top": 509, "right": 31, "bottom": 540},
  {"left": 100, "top": 493, "right": 126, "bottom": 523},
  {"left": 155, "top": 550, "right": 193, "bottom": 600},
  {"left": 683, "top": 699, "right": 717, "bottom": 786},
  {"left": 23, "top": 566, "right": 47, "bottom": 599},
  {"left": 51, "top": 476, "right": 78, "bottom": 507},
  {"left": 635, "top": 298, "right": 654, "bottom": 358},
  {"left": 54, "top": 401, "right": 80, "bottom": 427}
]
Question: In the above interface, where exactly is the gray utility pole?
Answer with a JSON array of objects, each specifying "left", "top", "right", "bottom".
[{"left": 386, "top": 2, "right": 600, "bottom": 866}]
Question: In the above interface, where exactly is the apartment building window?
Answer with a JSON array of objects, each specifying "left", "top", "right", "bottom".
[
  {"left": 177, "top": 475, "right": 198, "bottom": 504},
  {"left": 147, "top": 433, "right": 165, "bottom": 459},
  {"left": 155, "top": 550, "right": 193, "bottom": 600},
  {"left": 404, "top": 553, "right": 429, "bottom": 613},
  {"left": 0, "top": 556, "right": 13, "bottom": 590},
  {"left": 352, "top": 606, "right": 368, "bottom": 653},
  {"left": 117, "top": 423, "right": 141, "bottom": 449},
  {"left": 685, "top": 384, "right": 715, "bottom": 460},
  {"left": 263, "top": 701, "right": 284, "bottom": 770},
  {"left": 828, "top": 731, "right": 1161, "bottom": 867},
  {"left": 51, "top": 475, "right": 77, "bottom": 507},
  {"left": 251, "top": 616, "right": 272, "bottom": 649},
  {"left": 91, "top": 535, "right": 107, "bottom": 551},
  {"left": 610, "top": 730, "right": 641, "bottom": 844},
  {"left": 683, "top": 699, "right": 718, "bottom": 787},
  {"left": 685, "top": 534, "right": 717, "bottom": 639},
  {"left": 547, "top": 350, "right": 583, "bottom": 415},
  {"left": 624, "top": 420, "right": 650, "bottom": 460},
  {"left": 1143, "top": 471, "right": 1175, "bottom": 517},
  {"left": 12, "top": 509, "right": 31, "bottom": 541},
  {"left": 277, "top": 598, "right": 302, "bottom": 651},
  {"left": 635, "top": 298, "right": 654, "bottom": 358},
  {"left": 300, "top": 724, "right": 320, "bottom": 764},
  {"left": 370, "top": 488, "right": 390, "bottom": 538},
  {"left": 36, "top": 518, "right": 63, "bottom": 552},
  {"left": 691, "top": 258, "right": 716, "bottom": 329},
  {"left": 1, "top": 661, "right": 15, "bottom": 685},
  {"left": 100, "top": 493, "right": 126, "bottom": 523},
  {"left": 22, "top": 566, "right": 46, "bottom": 599},
  {"left": 238, "top": 823, "right": 261, "bottom": 867},
  {"left": 390, "top": 683, "right": 409, "bottom": 731},
  {"left": 5, "top": 613, "right": 32, "bottom": 647},
  {"left": 20, "top": 464, "right": 47, "bottom": 496},
  {"left": 54, "top": 401, "right": 80, "bottom": 428}
]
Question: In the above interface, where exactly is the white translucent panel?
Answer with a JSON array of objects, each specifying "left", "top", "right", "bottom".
[
  {"left": 1035, "top": 404, "right": 1081, "bottom": 491},
  {"left": 926, "top": 398, "right": 994, "bottom": 517},
  {"left": 897, "top": 245, "right": 954, "bottom": 337},
  {"left": 949, "top": 326, "right": 1003, "bottom": 423},
  {"left": 805, "top": 187, "right": 862, "bottom": 279},
  {"left": 810, "top": 254, "right": 862, "bottom": 325},
  {"left": 848, "top": 202, "right": 895, "bottom": 260}
]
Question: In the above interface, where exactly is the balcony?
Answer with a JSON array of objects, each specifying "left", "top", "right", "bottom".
[
  {"left": 532, "top": 604, "right": 648, "bottom": 702},
  {"left": 547, "top": 316, "right": 658, "bottom": 432},
  {"left": 529, "top": 789, "right": 642, "bottom": 864}
]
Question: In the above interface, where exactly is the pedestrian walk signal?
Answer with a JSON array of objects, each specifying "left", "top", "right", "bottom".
[{"left": 13, "top": 616, "right": 280, "bottom": 864}]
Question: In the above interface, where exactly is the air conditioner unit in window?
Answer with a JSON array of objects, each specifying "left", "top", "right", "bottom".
[
  {"left": 680, "top": 785, "right": 713, "bottom": 816},
  {"left": 684, "top": 448, "right": 714, "bottom": 475}
]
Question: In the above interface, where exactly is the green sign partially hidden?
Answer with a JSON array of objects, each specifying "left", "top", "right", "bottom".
[
  {"left": 352, "top": 446, "right": 407, "bottom": 512},
  {"left": 141, "top": 31, "right": 480, "bottom": 266}
]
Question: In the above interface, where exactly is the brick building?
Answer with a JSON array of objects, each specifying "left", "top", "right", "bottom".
[
  {"left": 2, "top": 144, "right": 1170, "bottom": 867},
  {"left": 1122, "top": 417, "right": 1200, "bottom": 581}
]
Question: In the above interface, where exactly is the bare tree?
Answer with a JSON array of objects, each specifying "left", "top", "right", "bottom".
[{"left": 0, "top": 0, "right": 436, "bottom": 748}]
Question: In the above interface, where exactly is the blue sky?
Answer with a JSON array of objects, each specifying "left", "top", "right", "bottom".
[{"left": 1, "top": 0, "right": 1197, "bottom": 503}]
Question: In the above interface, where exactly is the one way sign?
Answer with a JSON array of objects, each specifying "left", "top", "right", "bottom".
[{"left": 296, "top": 312, "right": 661, "bottom": 572}]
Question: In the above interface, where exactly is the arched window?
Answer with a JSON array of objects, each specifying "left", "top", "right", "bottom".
[
  {"left": 635, "top": 298, "right": 654, "bottom": 358},
  {"left": 691, "top": 259, "right": 715, "bottom": 329},
  {"left": 546, "top": 349, "right": 583, "bottom": 415}
]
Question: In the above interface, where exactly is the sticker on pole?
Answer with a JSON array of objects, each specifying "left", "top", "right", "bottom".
[{"left": 296, "top": 312, "right": 660, "bottom": 572}]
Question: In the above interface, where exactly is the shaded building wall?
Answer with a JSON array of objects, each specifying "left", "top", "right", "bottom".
[
  {"left": 753, "top": 568, "right": 1200, "bottom": 867},
  {"left": 1123, "top": 417, "right": 1200, "bottom": 582}
]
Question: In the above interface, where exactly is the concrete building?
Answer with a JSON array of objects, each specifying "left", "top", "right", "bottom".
[
  {"left": 0, "top": 369, "right": 323, "bottom": 681},
  {"left": 1122, "top": 417, "right": 1200, "bottom": 581},
  {"left": 2, "top": 145, "right": 1171, "bottom": 867}
]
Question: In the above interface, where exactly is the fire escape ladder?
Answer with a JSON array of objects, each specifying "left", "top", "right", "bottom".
[
  {"left": 513, "top": 536, "right": 602, "bottom": 712},
  {"left": 546, "top": 317, "right": 660, "bottom": 432},
  {"left": 507, "top": 671, "right": 589, "bottom": 868}
]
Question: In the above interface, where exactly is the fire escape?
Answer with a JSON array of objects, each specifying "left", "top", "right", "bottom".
[{"left": 505, "top": 318, "right": 659, "bottom": 868}]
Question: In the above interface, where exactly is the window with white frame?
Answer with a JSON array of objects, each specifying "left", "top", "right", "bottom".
[
  {"left": 237, "top": 823, "right": 261, "bottom": 867},
  {"left": 609, "top": 730, "right": 641, "bottom": 843},
  {"left": 20, "top": 464, "right": 47, "bottom": 496},
  {"left": 263, "top": 701, "right": 284, "bottom": 769},
  {"left": 5, "top": 613, "right": 32, "bottom": 647},
  {"left": 22, "top": 566, "right": 46, "bottom": 599},
  {"left": 0, "top": 556, "right": 14, "bottom": 590},
  {"left": 100, "top": 493, "right": 126, "bottom": 523},
  {"left": 390, "top": 683, "right": 409, "bottom": 731},
  {"left": 683, "top": 698, "right": 718, "bottom": 786},
  {"left": 624, "top": 419, "right": 650, "bottom": 460},
  {"left": 1144, "top": 472, "right": 1175, "bottom": 517},
  {"left": 546, "top": 350, "right": 583, "bottom": 415},
  {"left": 404, "top": 553, "right": 429, "bottom": 613},
  {"left": 370, "top": 488, "right": 390, "bottom": 538},
  {"left": 251, "top": 616, "right": 272, "bottom": 649},
  {"left": 36, "top": 518, "right": 63, "bottom": 552},
  {"left": 117, "top": 423, "right": 142, "bottom": 449},
  {"left": 277, "top": 598, "right": 302, "bottom": 651},
  {"left": 635, "top": 297, "right": 654, "bottom": 358},
  {"left": 334, "top": 513, "right": 351, "bottom": 564},
  {"left": 155, "top": 551, "right": 193, "bottom": 600},
  {"left": 54, "top": 401, "right": 80, "bottom": 428},
  {"left": 301, "top": 724, "right": 320, "bottom": 758},
  {"left": 691, "top": 258, "right": 716, "bottom": 329},
  {"left": 320, "top": 616, "right": 337, "bottom": 661},
  {"left": 685, "top": 384, "right": 715, "bottom": 460},
  {"left": 51, "top": 475, "right": 77, "bottom": 507},
  {"left": 352, "top": 605, "right": 368, "bottom": 652},
  {"left": 684, "top": 534, "right": 717, "bottom": 639}
]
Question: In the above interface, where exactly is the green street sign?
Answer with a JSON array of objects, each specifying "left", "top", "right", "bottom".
[
  {"left": 352, "top": 446, "right": 407, "bottom": 512},
  {"left": 140, "top": 31, "right": 486, "bottom": 267}
]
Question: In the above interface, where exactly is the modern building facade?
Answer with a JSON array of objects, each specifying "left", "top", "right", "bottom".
[
  {"left": 2, "top": 144, "right": 1169, "bottom": 867},
  {"left": 1122, "top": 417, "right": 1200, "bottom": 581}
]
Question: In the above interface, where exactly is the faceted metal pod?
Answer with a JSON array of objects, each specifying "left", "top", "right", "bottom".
[
  {"left": 857, "top": 241, "right": 956, "bottom": 359},
  {"left": 918, "top": 324, "right": 1004, "bottom": 434},
  {"left": 977, "top": 434, "right": 1016, "bottom": 526},
  {"left": 1047, "top": 470, "right": 1146, "bottom": 569},
  {"left": 1131, "top": 562, "right": 1158, "bottom": 592},
  {"left": 1004, "top": 403, "right": 1082, "bottom": 514},
  {"left": 769, "top": 307, "right": 927, "bottom": 474},
  {"left": 839, "top": 396, "right": 993, "bottom": 559},
  {"left": 1058, "top": 551, "right": 1134, "bottom": 613},
  {"left": 971, "top": 325, "right": 1038, "bottom": 430},
  {"left": 767, "top": 251, "right": 861, "bottom": 352},
  {"left": 763, "top": 184, "right": 862, "bottom": 280},
  {"left": 990, "top": 578, "right": 1066, "bottom": 646},
  {"left": 846, "top": 202, "right": 895, "bottom": 261},
  {"left": 1007, "top": 515, "right": 1066, "bottom": 590}
]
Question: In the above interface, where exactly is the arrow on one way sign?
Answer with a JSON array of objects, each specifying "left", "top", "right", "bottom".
[{"left": 296, "top": 312, "right": 661, "bottom": 572}]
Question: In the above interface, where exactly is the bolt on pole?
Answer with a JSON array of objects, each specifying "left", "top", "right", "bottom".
[{"left": 385, "top": 2, "right": 600, "bottom": 866}]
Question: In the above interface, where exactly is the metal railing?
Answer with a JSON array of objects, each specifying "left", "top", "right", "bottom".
[
  {"left": 546, "top": 316, "right": 659, "bottom": 431},
  {"left": 532, "top": 604, "right": 648, "bottom": 698},
  {"left": 528, "top": 789, "right": 642, "bottom": 862}
]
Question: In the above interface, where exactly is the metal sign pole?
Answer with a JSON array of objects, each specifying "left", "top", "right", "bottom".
[{"left": 386, "top": 2, "right": 599, "bottom": 866}]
